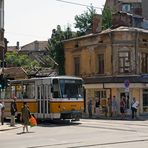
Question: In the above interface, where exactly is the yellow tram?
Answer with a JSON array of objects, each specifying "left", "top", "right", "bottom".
[{"left": 3, "top": 76, "right": 84, "bottom": 121}]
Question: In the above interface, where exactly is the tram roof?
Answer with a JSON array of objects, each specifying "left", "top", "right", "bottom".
[
  {"left": 10, "top": 76, "right": 83, "bottom": 83},
  {"left": 30, "top": 75, "right": 83, "bottom": 80}
]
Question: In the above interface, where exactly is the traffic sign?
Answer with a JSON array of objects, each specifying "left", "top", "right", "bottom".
[{"left": 124, "top": 79, "right": 129, "bottom": 88}]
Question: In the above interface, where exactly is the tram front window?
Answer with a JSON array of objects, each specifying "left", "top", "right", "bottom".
[{"left": 60, "top": 79, "right": 83, "bottom": 99}]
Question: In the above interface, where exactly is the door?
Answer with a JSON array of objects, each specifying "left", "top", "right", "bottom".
[
  {"left": 37, "top": 84, "right": 50, "bottom": 119},
  {"left": 143, "top": 89, "right": 148, "bottom": 112},
  {"left": 120, "top": 92, "right": 130, "bottom": 110}
]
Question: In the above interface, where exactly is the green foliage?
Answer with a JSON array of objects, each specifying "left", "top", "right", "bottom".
[
  {"left": 48, "top": 25, "right": 74, "bottom": 75},
  {"left": 102, "top": 7, "right": 112, "bottom": 30},
  {"left": 74, "top": 5, "right": 96, "bottom": 36},
  {"left": 5, "top": 51, "right": 40, "bottom": 69}
]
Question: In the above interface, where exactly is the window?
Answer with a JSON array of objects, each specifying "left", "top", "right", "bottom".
[
  {"left": 60, "top": 79, "right": 83, "bottom": 99},
  {"left": 141, "top": 53, "right": 148, "bottom": 73},
  {"left": 97, "top": 54, "right": 104, "bottom": 74},
  {"left": 122, "top": 4, "right": 131, "bottom": 13},
  {"left": 52, "top": 79, "right": 61, "bottom": 98},
  {"left": 74, "top": 57, "right": 80, "bottom": 76},
  {"left": 119, "top": 51, "right": 131, "bottom": 73},
  {"left": 95, "top": 90, "right": 106, "bottom": 99},
  {"left": 23, "top": 83, "right": 35, "bottom": 99},
  {"left": 11, "top": 85, "right": 23, "bottom": 99}
]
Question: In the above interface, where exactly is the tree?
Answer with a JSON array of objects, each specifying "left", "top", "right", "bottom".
[
  {"left": 74, "top": 5, "right": 96, "bottom": 36},
  {"left": 102, "top": 6, "right": 112, "bottom": 30},
  {"left": 48, "top": 25, "right": 74, "bottom": 75},
  {"left": 5, "top": 51, "right": 40, "bottom": 70}
]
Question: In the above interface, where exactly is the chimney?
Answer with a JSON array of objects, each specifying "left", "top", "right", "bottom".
[
  {"left": 92, "top": 14, "right": 102, "bottom": 33},
  {"left": 16, "top": 41, "right": 19, "bottom": 49}
]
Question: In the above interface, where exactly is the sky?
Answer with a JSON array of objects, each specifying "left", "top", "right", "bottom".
[{"left": 4, "top": 0, "right": 106, "bottom": 46}]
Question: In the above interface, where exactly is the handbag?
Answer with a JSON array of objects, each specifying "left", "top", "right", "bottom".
[{"left": 29, "top": 115, "right": 37, "bottom": 127}]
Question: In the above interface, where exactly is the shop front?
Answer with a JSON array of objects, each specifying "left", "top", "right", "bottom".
[{"left": 84, "top": 76, "right": 148, "bottom": 117}]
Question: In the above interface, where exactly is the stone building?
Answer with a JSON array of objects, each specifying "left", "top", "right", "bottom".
[
  {"left": 105, "top": 0, "right": 142, "bottom": 16},
  {"left": 63, "top": 26, "right": 148, "bottom": 116},
  {"left": 142, "top": 0, "right": 148, "bottom": 20},
  {"left": 19, "top": 40, "right": 49, "bottom": 67},
  {"left": 0, "top": 0, "right": 5, "bottom": 65}
]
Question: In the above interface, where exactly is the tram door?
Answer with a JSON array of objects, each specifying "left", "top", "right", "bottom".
[{"left": 37, "top": 81, "right": 50, "bottom": 119}]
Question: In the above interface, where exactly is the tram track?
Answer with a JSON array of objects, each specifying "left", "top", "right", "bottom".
[
  {"left": 26, "top": 138, "right": 148, "bottom": 148},
  {"left": 67, "top": 139, "right": 148, "bottom": 148}
]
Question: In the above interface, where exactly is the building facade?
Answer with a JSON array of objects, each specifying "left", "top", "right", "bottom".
[
  {"left": 19, "top": 40, "right": 49, "bottom": 66},
  {"left": 142, "top": 0, "right": 148, "bottom": 20},
  {"left": 64, "top": 26, "right": 148, "bottom": 116},
  {"left": 105, "top": 0, "right": 144, "bottom": 17},
  {"left": 0, "top": 0, "right": 5, "bottom": 63}
]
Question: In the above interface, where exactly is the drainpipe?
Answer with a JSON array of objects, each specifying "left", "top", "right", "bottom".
[
  {"left": 109, "top": 32, "right": 113, "bottom": 75},
  {"left": 134, "top": 29, "right": 139, "bottom": 74}
]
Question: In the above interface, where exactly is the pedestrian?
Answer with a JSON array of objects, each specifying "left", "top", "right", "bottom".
[
  {"left": 88, "top": 99, "right": 93, "bottom": 118},
  {"left": 103, "top": 99, "right": 108, "bottom": 117},
  {"left": 0, "top": 101, "right": 4, "bottom": 125},
  {"left": 120, "top": 96, "right": 126, "bottom": 119},
  {"left": 107, "top": 97, "right": 112, "bottom": 117},
  {"left": 10, "top": 98, "right": 17, "bottom": 126},
  {"left": 95, "top": 98, "right": 100, "bottom": 117},
  {"left": 21, "top": 102, "right": 30, "bottom": 133},
  {"left": 112, "top": 96, "right": 118, "bottom": 117},
  {"left": 131, "top": 97, "right": 139, "bottom": 119}
]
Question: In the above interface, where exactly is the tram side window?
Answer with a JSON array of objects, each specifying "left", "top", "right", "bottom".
[
  {"left": 11, "top": 85, "right": 23, "bottom": 99},
  {"left": 23, "top": 84, "right": 35, "bottom": 99},
  {"left": 52, "top": 79, "right": 61, "bottom": 98}
]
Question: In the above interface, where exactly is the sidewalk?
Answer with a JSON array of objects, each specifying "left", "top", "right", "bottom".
[
  {"left": 82, "top": 113, "right": 148, "bottom": 121},
  {"left": 0, "top": 123, "right": 22, "bottom": 131}
]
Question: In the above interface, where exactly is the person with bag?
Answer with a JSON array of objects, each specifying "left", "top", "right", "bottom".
[
  {"left": 29, "top": 114, "right": 37, "bottom": 127},
  {"left": 21, "top": 102, "right": 30, "bottom": 133},
  {"left": 10, "top": 98, "right": 17, "bottom": 126}
]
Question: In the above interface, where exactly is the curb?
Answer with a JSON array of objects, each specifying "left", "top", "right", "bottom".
[{"left": 0, "top": 124, "right": 22, "bottom": 132}]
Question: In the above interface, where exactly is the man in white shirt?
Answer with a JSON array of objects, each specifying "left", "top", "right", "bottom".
[{"left": 131, "top": 97, "right": 139, "bottom": 119}]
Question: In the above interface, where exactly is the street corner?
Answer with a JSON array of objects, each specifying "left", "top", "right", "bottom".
[{"left": 0, "top": 123, "right": 22, "bottom": 131}]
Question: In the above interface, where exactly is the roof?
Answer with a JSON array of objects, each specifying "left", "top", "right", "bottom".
[
  {"left": 63, "top": 33, "right": 99, "bottom": 43},
  {"left": 0, "top": 67, "right": 27, "bottom": 79},
  {"left": 20, "top": 40, "right": 48, "bottom": 52},
  {"left": 100, "top": 26, "right": 148, "bottom": 34},
  {"left": 118, "top": 0, "right": 142, "bottom": 3},
  {"left": 63, "top": 26, "right": 148, "bottom": 43},
  {"left": 7, "top": 46, "right": 18, "bottom": 52}
]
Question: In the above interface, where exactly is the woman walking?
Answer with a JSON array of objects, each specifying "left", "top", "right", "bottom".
[{"left": 21, "top": 102, "right": 30, "bottom": 133}]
